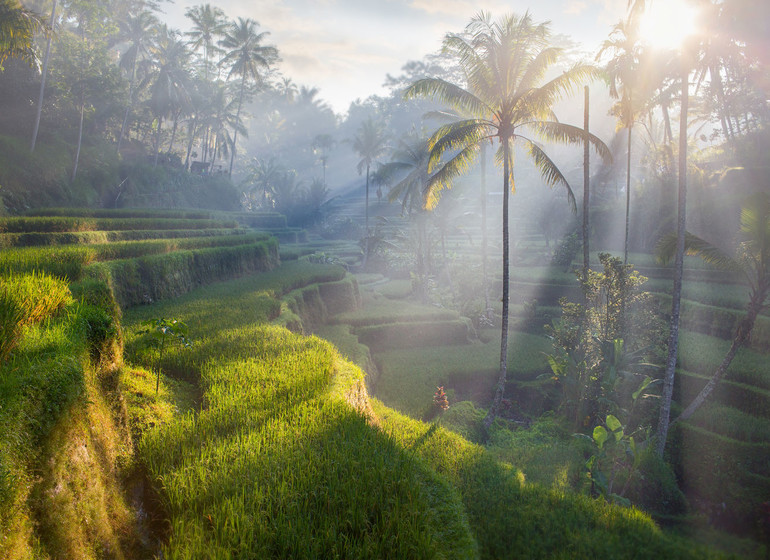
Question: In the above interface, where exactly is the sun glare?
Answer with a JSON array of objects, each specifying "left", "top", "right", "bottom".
[{"left": 639, "top": 0, "right": 699, "bottom": 51}]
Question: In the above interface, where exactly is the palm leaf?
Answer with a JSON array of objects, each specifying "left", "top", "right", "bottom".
[
  {"left": 404, "top": 78, "right": 490, "bottom": 118},
  {"left": 523, "top": 139, "right": 576, "bottom": 212},
  {"left": 656, "top": 231, "right": 743, "bottom": 275},
  {"left": 529, "top": 121, "right": 613, "bottom": 163}
]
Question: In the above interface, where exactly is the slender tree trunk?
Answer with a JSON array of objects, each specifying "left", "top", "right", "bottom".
[
  {"left": 674, "top": 285, "right": 766, "bottom": 423},
  {"left": 117, "top": 54, "right": 137, "bottom": 153},
  {"left": 481, "top": 142, "right": 491, "bottom": 318},
  {"left": 656, "top": 62, "right": 689, "bottom": 457},
  {"left": 31, "top": 0, "right": 56, "bottom": 153},
  {"left": 228, "top": 76, "right": 245, "bottom": 177},
  {"left": 662, "top": 100, "right": 673, "bottom": 145},
  {"left": 484, "top": 136, "right": 511, "bottom": 431},
  {"left": 624, "top": 124, "right": 632, "bottom": 264},
  {"left": 184, "top": 117, "right": 196, "bottom": 169},
  {"left": 363, "top": 163, "right": 370, "bottom": 268},
  {"left": 168, "top": 110, "right": 180, "bottom": 153},
  {"left": 582, "top": 85, "right": 590, "bottom": 283},
  {"left": 153, "top": 116, "right": 163, "bottom": 167},
  {"left": 72, "top": 98, "right": 85, "bottom": 182}
]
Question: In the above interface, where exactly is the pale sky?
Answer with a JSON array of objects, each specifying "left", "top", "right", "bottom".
[{"left": 163, "top": 0, "right": 627, "bottom": 114}]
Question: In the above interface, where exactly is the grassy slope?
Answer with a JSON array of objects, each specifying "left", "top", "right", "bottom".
[{"left": 121, "top": 261, "right": 730, "bottom": 560}]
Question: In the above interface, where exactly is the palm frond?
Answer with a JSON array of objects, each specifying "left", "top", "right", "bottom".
[
  {"left": 427, "top": 120, "right": 490, "bottom": 170},
  {"left": 425, "top": 145, "right": 478, "bottom": 209},
  {"left": 529, "top": 121, "right": 613, "bottom": 163},
  {"left": 656, "top": 231, "right": 743, "bottom": 275},
  {"left": 404, "top": 78, "right": 490, "bottom": 117},
  {"left": 523, "top": 139, "right": 576, "bottom": 212}
]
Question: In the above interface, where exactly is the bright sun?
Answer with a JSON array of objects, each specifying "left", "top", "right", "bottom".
[{"left": 638, "top": 0, "right": 699, "bottom": 50}]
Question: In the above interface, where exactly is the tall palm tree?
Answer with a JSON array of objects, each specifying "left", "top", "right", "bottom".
[
  {"left": 405, "top": 11, "right": 611, "bottom": 430},
  {"left": 312, "top": 133, "right": 335, "bottom": 187},
  {"left": 115, "top": 9, "right": 158, "bottom": 151},
  {"left": 598, "top": 12, "right": 644, "bottom": 264},
  {"left": 184, "top": 3, "right": 227, "bottom": 81},
  {"left": 219, "top": 17, "right": 277, "bottom": 177},
  {"left": 147, "top": 25, "right": 191, "bottom": 165},
  {"left": 0, "top": 0, "right": 45, "bottom": 68},
  {"left": 352, "top": 117, "right": 388, "bottom": 233},
  {"left": 657, "top": 192, "right": 770, "bottom": 424},
  {"left": 30, "top": 0, "right": 56, "bottom": 152},
  {"left": 379, "top": 132, "right": 433, "bottom": 300},
  {"left": 656, "top": 37, "right": 699, "bottom": 457}
]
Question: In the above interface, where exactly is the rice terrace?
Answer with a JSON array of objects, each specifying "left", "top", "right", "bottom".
[{"left": 1, "top": 0, "right": 769, "bottom": 558}]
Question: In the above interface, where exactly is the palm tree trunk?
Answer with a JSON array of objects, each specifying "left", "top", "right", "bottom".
[
  {"left": 117, "top": 53, "right": 137, "bottom": 153},
  {"left": 582, "top": 85, "right": 590, "bottom": 283},
  {"left": 624, "top": 124, "right": 632, "bottom": 264},
  {"left": 228, "top": 76, "right": 245, "bottom": 177},
  {"left": 481, "top": 142, "right": 491, "bottom": 317},
  {"left": 363, "top": 163, "right": 370, "bottom": 268},
  {"left": 31, "top": 0, "right": 57, "bottom": 153},
  {"left": 184, "top": 117, "right": 196, "bottom": 169},
  {"left": 656, "top": 62, "right": 689, "bottom": 457},
  {"left": 484, "top": 136, "right": 511, "bottom": 431},
  {"left": 153, "top": 116, "right": 163, "bottom": 167},
  {"left": 72, "top": 98, "right": 85, "bottom": 182},
  {"left": 168, "top": 110, "right": 180, "bottom": 153}
]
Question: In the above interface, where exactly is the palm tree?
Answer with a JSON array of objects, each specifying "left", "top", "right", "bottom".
[
  {"left": 147, "top": 26, "right": 191, "bottom": 166},
  {"left": 352, "top": 117, "right": 388, "bottom": 233},
  {"left": 219, "top": 17, "right": 277, "bottom": 177},
  {"left": 312, "top": 133, "right": 335, "bottom": 187},
  {"left": 184, "top": 3, "right": 227, "bottom": 80},
  {"left": 656, "top": 36, "right": 699, "bottom": 457},
  {"left": 656, "top": 193, "right": 770, "bottom": 423},
  {"left": 379, "top": 132, "right": 432, "bottom": 300},
  {"left": 405, "top": 11, "right": 611, "bottom": 430},
  {"left": 0, "top": 0, "right": 45, "bottom": 68},
  {"left": 30, "top": 0, "right": 56, "bottom": 152},
  {"left": 115, "top": 9, "right": 158, "bottom": 151},
  {"left": 598, "top": 12, "right": 644, "bottom": 264}
]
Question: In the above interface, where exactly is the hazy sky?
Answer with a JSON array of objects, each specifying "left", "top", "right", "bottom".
[{"left": 164, "top": 0, "right": 626, "bottom": 114}]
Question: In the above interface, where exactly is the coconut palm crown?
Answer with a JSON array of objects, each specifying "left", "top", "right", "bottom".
[{"left": 404, "top": 11, "right": 611, "bottom": 430}]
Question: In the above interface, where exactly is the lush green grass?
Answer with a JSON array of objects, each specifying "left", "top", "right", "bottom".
[
  {"left": 0, "top": 233, "right": 272, "bottom": 278},
  {"left": 333, "top": 297, "right": 459, "bottom": 327},
  {"left": 690, "top": 403, "right": 770, "bottom": 443},
  {"left": 0, "top": 216, "right": 238, "bottom": 233},
  {"left": 677, "top": 331, "right": 770, "bottom": 392},
  {"left": 373, "top": 331, "right": 551, "bottom": 418},
  {"left": 372, "top": 401, "right": 725, "bottom": 560},
  {"left": 121, "top": 263, "right": 477, "bottom": 559},
  {"left": 0, "top": 227, "right": 246, "bottom": 248}
]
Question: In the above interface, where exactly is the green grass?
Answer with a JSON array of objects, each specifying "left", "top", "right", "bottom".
[
  {"left": 677, "top": 331, "right": 770, "bottom": 392},
  {"left": 0, "top": 216, "right": 238, "bottom": 233},
  {"left": 373, "top": 331, "right": 551, "bottom": 418},
  {"left": 373, "top": 401, "right": 724, "bottom": 560},
  {"left": 0, "top": 227, "right": 245, "bottom": 248},
  {"left": 0, "top": 233, "right": 272, "bottom": 278},
  {"left": 690, "top": 403, "right": 770, "bottom": 443},
  {"left": 121, "top": 263, "right": 477, "bottom": 559},
  {"left": 333, "top": 297, "right": 459, "bottom": 327}
]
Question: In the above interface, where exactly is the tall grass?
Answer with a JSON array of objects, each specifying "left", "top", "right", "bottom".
[
  {"left": 127, "top": 275, "right": 476, "bottom": 558},
  {"left": 0, "top": 272, "right": 72, "bottom": 360},
  {"left": 0, "top": 216, "right": 238, "bottom": 233},
  {"left": 372, "top": 401, "right": 721, "bottom": 559}
]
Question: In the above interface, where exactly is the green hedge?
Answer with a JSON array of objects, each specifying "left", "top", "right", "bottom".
[
  {"left": 87, "top": 240, "right": 279, "bottom": 309},
  {"left": 0, "top": 216, "right": 238, "bottom": 233},
  {"left": 0, "top": 228, "right": 242, "bottom": 247}
]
